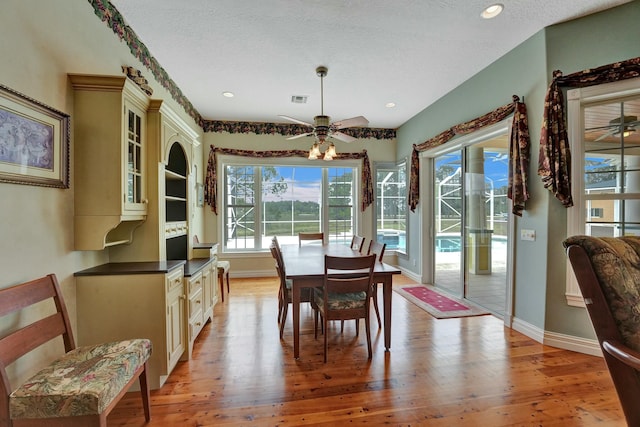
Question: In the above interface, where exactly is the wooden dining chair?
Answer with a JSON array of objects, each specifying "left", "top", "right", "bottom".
[
  {"left": 366, "top": 240, "right": 387, "bottom": 329},
  {"left": 270, "top": 242, "right": 290, "bottom": 339},
  {"left": 299, "top": 232, "right": 324, "bottom": 246},
  {"left": 350, "top": 235, "right": 366, "bottom": 252},
  {"left": 564, "top": 235, "right": 640, "bottom": 426},
  {"left": 313, "top": 254, "right": 376, "bottom": 362},
  {"left": 270, "top": 241, "right": 312, "bottom": 339}
]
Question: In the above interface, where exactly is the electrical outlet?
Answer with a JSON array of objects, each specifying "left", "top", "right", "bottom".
[{"left": 521, "top": 229, "right": 536, "bottom": 241}]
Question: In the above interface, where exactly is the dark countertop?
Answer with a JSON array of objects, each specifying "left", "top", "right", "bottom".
[
  {"left": 193, "top": 242, "right": 217, "bottom": 250},
  {"left": 183, "top": 257, "right": 215, "bottom": 277},
  {"left": 75, "top": 257, "right": 216, "bottom": 277}
]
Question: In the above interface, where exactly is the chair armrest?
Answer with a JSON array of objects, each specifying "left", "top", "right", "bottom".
[{"left": 603, "top": 340, "right": 640, "bottom": 370}]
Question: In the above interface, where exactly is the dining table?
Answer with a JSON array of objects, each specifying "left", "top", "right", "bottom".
[{"left": 281, "top": 243, "right": 402, "bottom": 359}]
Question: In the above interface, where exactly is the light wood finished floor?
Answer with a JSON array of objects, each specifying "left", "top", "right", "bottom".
[{"left": 109, "top": 275, "right": 624, "bottom": 426}]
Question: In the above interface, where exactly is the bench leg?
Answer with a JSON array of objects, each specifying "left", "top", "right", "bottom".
[
  {"left": 139, "top": 361, "right": 151, "bottom": 422},
  {"left": 226, "top": 272, "right": 230, "bottom": 293},
  {"left": 219, "top": 272, "right": 225, "bottom": 302}
]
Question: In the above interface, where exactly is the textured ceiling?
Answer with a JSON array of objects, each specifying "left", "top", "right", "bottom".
[{"left": 109, "top": 0, "right": 632, "bottom": 130}]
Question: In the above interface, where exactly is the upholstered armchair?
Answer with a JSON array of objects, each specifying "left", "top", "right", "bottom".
[{"left": 564, "top": 235, "right": 640, "bottom": 426}]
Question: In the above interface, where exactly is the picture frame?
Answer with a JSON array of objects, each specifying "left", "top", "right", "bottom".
[{"left": 0, "top": 84, "right": 70, "bottom": 188}]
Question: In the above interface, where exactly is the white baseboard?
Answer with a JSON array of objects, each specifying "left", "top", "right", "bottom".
[
  {"left": 228, "top": 269, "right": 276, "bottom": 278},
  {"left": 397, "top": 266, "right": 421, "bottom": 283},
  {"left": 511, "top": 317, "right": 545, "bottom": 343},
  {"left": 511, "top": 317, "right": 601, "bottom": 357},
  {"left": 543, "top": 330, "right": 602, "bottom": 356}
]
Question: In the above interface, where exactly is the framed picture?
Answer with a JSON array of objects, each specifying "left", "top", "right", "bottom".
[{"left": 0, "top": 84, "right": 70, "bottom": 188}]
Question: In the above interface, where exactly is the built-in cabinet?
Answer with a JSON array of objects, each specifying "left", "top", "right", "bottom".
[
  {"left": 71, "top": 73, "right": 215, "bottom": 390},
  {"left": 166, "top": 267, "right": 187, "bottom": 371},
  {"left": 75, "top": 262, "right": 186, "bottom": 390},
  {"left": 185, "top": 271, "right": 204, "bottom": 357},
  {"left": 69, "top": 74, "right": 150, "bottom": 250},
  {"left": 165, "top": 143, "right": 189, "bottom": 260}
]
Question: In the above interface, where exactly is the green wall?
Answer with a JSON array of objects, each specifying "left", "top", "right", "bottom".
[{"left": 396, "top": 0, "right": 640, "bottom": 339}]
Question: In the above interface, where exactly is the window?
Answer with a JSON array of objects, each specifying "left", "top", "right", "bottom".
[
  {"left": 223, "top": 160, "right": 358, "bottom": 251},
  {"left": 567, "top": 78, "right": 640, "bottom": 305},
  {"left": 589, "top": 207, "right": 604, "bottom": 218},
  {"left": 375, "top": 160, "right": 407, "bottom": 253}
]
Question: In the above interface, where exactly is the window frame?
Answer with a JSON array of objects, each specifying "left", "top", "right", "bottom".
[
  {"left": 218, "top": 154, "right": 361, "bottom": 254},
  {"left": 566, "top": 77, "right": 640, "bottom": 306},
  {"left": 374, "top": 159, "right": 409, "bottom": 255}
]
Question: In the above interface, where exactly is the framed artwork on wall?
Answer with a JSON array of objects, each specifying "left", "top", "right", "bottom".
[{"left": 0, "top": 84, "right": 70, "bottom": 188}]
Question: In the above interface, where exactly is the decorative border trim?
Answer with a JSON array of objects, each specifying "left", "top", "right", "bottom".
[
  {"left": 89, "top": 0, "right": 203, "bottom": 126},
  {"left": 202, "top": 120, "right": 395, "bottom": 140},
  {"left": 89, "top": 1, "right": 397, "bottom": 139}
]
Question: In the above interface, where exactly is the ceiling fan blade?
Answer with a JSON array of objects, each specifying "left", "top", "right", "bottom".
[
  {"left": 333, "top": 116, "right": 369, "bottom": 129},
  {"left": 286, "top": 132, "right": 313, "bottom": 140},
  {"left": 594, "top": 129, "right": 617, "bottom": 142},
  {"left": 331, "top": 131, "right": 357, "bottom": 143},
  {"left": 279, "top": 115, "right": 313, "bottom": 127}
]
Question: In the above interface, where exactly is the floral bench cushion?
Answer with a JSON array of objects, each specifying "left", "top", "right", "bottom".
[
  {"left": 10, "top": 338, "right": 152, "bottom": 419},
  {"left": 564, "top": 235, "right": 640, "bottom": 352}
]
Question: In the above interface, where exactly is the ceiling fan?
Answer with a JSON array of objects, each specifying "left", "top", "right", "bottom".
[
  {"left": 279, "top": 66, "right": 369, "bottom": 159},
  {"left": 592, "top": 115, "right": 639, "bottom": 141}
]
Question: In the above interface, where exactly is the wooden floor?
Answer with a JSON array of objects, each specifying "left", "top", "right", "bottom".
[{"left": 109, "top": 275, "right": 625, "bottom": 426}]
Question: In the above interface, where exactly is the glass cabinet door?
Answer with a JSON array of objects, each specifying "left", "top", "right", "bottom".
[{"left": 124, "top": 102, "right": 146, "bottom": 212}]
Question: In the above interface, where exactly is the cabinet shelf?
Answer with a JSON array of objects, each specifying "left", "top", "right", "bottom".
[
  {"left": 165, "top": 170, "right": 186, "bottom": 181},
  {"left": 166, "top": 195, "right": 187, "bottom": 202}
]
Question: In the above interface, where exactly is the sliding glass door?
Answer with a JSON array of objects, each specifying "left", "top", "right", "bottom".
[{"left": 431, "top": 134, "right": 510, "bottom": 316}]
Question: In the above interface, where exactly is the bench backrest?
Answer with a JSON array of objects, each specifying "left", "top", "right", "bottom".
[{"left": 0, "top": 274, "right": 75, "bottom": 425}]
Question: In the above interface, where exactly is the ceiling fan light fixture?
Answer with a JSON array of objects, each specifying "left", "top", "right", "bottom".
[
  {"left": 308, "top": 143, "right": 321, "bottom": 160},
  {"left": 280, "top": 66, "right": 368, "bottom": 160},
  {"left": 323, "top": 143, "right": 336, "bottom": 161},
  {"left": 611, "top": 115, "right": 637, "bottom": 138}
]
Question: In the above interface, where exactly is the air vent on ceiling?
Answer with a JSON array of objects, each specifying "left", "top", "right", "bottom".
[{"left": 291, "top": 95, "right": 308, "bottom": 104}]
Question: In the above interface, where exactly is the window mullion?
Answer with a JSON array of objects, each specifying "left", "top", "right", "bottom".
[{"left": 255, "top": 166, "right": 262, "bottom": 249}]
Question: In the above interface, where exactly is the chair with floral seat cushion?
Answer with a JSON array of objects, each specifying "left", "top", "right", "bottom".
[
  {"left": 270, "top": 240, "right": 312, "bottom": 339},
  {"left": 313, "top": 254, "right": 376, "bottom": 363},
  {"left": 564, "top": 235, "right": 640, "bottom": 426},
  {"left": 367, "top": 240, "right": 387, "bottom": 329},
  {"left": 0, "top": 274, "right": 151, "bottom": 427}
]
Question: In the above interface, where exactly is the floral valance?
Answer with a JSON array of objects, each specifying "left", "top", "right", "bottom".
[
  {"left": 409, "top": 96, "right": 531, "bottom": 216},
  {"left": 202, "top": 120, "right": 396, "bottom": 140},
  {"left": 204, "top": 145, "right": 374, "bottom": 215},
  {"left": 538, "top": 57, "right": 640, "bottom": 208}
]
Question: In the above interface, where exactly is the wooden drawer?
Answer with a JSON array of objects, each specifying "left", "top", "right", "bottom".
[
  {"left": 188, "top": 288, "right": 203, "bottom": 320},
  {"left": 166, "top": 267, "right": 184, "bottom": 293},
  {"left": 186, "top": 272, "right": 203, "bottom": 296}
]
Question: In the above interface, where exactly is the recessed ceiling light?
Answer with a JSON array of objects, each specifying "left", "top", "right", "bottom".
[
  {"left": 222, "top": 91, "right": 234, "bottom": 98},
  {"left": 481, "top": 3, "right": 503, "bottom": 19},
  {"left": 385, "top": 102, "right": 396, "bottom": 108}
]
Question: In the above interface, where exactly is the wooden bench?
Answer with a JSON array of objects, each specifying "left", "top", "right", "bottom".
[{"left": 0, "top": 274, "right": 152, "bottom": 427}]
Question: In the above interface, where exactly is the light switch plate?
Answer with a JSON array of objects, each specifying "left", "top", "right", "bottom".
[{"left": 521, "top": 229, "right": 536, "bottom": 241}]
